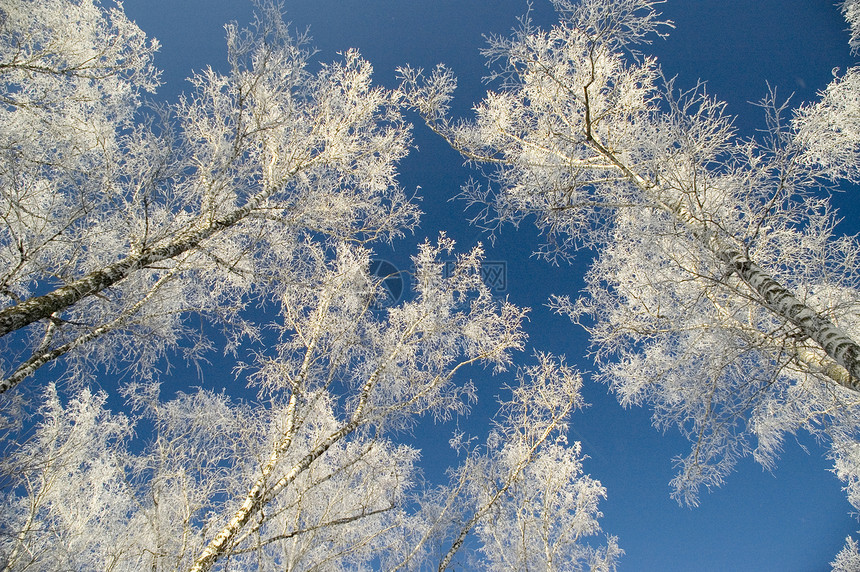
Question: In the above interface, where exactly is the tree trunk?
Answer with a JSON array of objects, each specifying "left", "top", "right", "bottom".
[
  {"left": 0, "top": 184, "right": 278, "bottom": 340},
  {"left": 584, "top": 131, "right": 860, "bottom": 391},
  {"left": 189, "top": 418, "right": 362, "bottom": 572},
  {"left": 720, "top": 247, "right": 860, "bottom": 389}
]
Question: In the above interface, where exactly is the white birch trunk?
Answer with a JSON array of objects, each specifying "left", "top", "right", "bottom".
[
  {"left": 719, "top": 247, "right": 860, "bottom": 389},
  {"left": 0, "top": 180, "right": 284, "bottom": 340},
  {"left": 584, "top": 129, "right": 860, "bottom": 391}
]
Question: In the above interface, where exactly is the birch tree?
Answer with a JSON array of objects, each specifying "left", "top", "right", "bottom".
[
  {"left": 378, "top": 352, "right": 620, "bottom": 572},
  {"left": 443, "top": 354, "right": 621, "bottom": 572},
  {"left": 401, "top": 0, "right": 860, "bottom": 511},
  {"left": 0, "top": 0, "right": 418, "bottom": 394},
  {"left": 0, "top": 2, "right": 618, "bottom": 570},
  {"left": 0, "top": 238, "right": 616, "bottom": 571}
]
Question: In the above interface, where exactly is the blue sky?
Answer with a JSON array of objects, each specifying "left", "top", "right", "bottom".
[{"left": 122, "top": 1, "right": 859, "bottom": 569}]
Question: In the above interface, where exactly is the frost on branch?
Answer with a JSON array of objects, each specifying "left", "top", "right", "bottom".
[
  {"left": 401, "top": 0, "right": 664, "bottom": 255},
  {"left": 0, "top": 385, "right": 137, "bottom": 570},
  {"left": 842, "top": 0, "right": 860, "bottom": 54},
  {"left": 832, "top": 536, "right": 860, "bottom": 572},
  {"left": 792, "top": 1, "right": 860, "bottom": 181},
  {"left": 416, "top": 354, "right": 621, "bottom": 572},
  {"left": 0, "top": 238, "right": 541, "bottom": 571},
  {"left": 0, "top": 0, "right": 418, "bottom": 393},
  {"left": 0, "top": 0, "right": 160, "bottom": 142},
  {"left": 793, "top": 67, "right": 860, "bottom": 183},
  {"left": 410, "top": 0, "right": 860, "bottom": 514}
]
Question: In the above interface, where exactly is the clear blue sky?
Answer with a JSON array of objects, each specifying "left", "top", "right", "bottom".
[{"left": 122, "top": 2, "right": 859, "bottom": 570}]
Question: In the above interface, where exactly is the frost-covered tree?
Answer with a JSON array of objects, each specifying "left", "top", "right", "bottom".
[
  {"left": 0, "top": 386, "right": 138, "bottom": 570},
  {"left": 0, "top": 0, "right": 418, "bottom": 394},
  {"left": 184, "top": 237, "right": 530, "bottom": 572},
  {"left": 447, "top": 354, "right": 621, "bottom": 572},
  {"left": 0, "top": 2, "right": 617, "bottom": 569},
  {"left": 0, "top": 238, "right": 616, "bottom": 571},
  {"left": 401, "top": 0, "right": 860, "bottom": 515},
  {"left": 382, "top": 352, "right": 620, "bottom": 572}
]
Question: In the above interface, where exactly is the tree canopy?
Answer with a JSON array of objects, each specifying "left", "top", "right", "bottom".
[
  {"left": 0, "top": 1, "right": 616, "bottom": 570},
  {"left": 2, "top": 0, "right": 860, "bottom": 569},
  {"left": 404, "top": 0, "right": 860, "bottom": 509}
]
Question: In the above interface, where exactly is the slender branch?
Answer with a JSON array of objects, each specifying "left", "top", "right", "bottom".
[
  {"left": 0, "top": 264, "right": 184, "bottom": 393},
  {"left": 229, "top": 504, "right": 394, "bottom": 555},
  {"left": 578, "top": 84, "right": 860, "bottom": 391},
  {"left": 0, "top": 166, "right": 301, "bottom": 340},
  {"left": 437, "top": 400, "right": 574, "bottom": 571}
]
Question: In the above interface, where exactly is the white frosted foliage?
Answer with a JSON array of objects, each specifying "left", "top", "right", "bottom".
[
  {"left": 0, "top": 0, "right": 419, "bottom": 393},
  {"left": 404, "top": 0, "right": 860, "bottom": 520}
]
